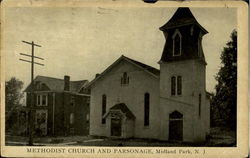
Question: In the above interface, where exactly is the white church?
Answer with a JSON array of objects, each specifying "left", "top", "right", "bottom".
[{"left": 86, "top": 8, "right": 210, "bottom": 142}]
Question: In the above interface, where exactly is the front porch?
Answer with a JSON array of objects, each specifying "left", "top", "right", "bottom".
[{"left": 103, "top": 103, "right": 136, "bottom": 139}]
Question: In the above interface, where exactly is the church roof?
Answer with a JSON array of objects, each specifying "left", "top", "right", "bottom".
[
  {"left": 159, "top": 7, "right": 208, "bottom": 34},
  {"left": 24, "top": 75, "right": 88, "bottom": 93},
  {"left": 123, "top": 56, "right": 160, "bottom": 76},
  {"left": 85, "top": 55, "right": 159, "bottom": 88},
  {"left": 110, "top": 103, "right": 136, "bottom": 119}
]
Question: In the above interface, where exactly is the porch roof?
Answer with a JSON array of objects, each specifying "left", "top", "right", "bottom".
[{"left": 109, "top": 103, "right": 136, "bottom": 119}]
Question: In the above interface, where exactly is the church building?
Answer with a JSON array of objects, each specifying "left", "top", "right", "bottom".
[{"left": 86, "top": 8, "right": 210, "bottom": 142}]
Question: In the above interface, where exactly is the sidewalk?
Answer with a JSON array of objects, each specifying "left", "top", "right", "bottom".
[{"left": 5, "top": 135, "right": 102, "bottom": 146}]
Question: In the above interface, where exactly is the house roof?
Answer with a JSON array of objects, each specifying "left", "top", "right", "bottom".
[
  {"left": 110, "top": 103, "right": 136, "bottom": 119},
  {"left": 24, "top": 75, "right": 88, "bottom": 93},
  {"left": 85, "top": 55, "right": 160, "bottom": 88},
  {"left": 159, "top": 7, "right": 208, "bottom": 34}
]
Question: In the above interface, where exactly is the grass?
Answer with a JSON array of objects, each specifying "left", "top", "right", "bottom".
[{"left": 5, "top": 127, "right": 236, "bottom": 147}]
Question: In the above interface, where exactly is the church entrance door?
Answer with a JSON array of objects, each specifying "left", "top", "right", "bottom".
[
  {"left": 169, "top": 111, "right": 183, "bottom": 141},
  {"left": 111, "top": 118, "right": 122, "bottom": 136}
]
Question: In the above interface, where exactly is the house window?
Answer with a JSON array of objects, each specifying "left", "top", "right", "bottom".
[
  {"left": 198, "top": 94, "right": 201, "bottom": 118},
  {"left": 121, "top": 72, "right": 129, "bottom": 86},
  {"left": 70, "top": 113, "right": 74, "bottom": 124},
  {"left": 171, "top": 76, "right": 182, "bottom": 96},
  {"left": 42, "top": 95, "right": 47, "bottom": 105},
  {"left": 144, "top": 93, "right": 150, "bottom": 126},
  {"left": 86, "top": 98, "right": 90, "bottom": 106},
  {"left": 36, "top": 82, "right": 41, "bottom": 90},
  {"left": 37, "top": 95, "right": 41, "bottom": 105},
  {"left": 172, "top": 29, "right": 182, "bottom": 56},
  {"left": 41, "top": 83, "right": 46, "bottom": 90},
  {"left": 102, "top": 94, "right": 106, "bottom": 124},
  {"left": 37, "top": 94, "right": 48, "bottom": 106},
  {"left": 70, "top": 96, "right": 75, "bottom": 106}
]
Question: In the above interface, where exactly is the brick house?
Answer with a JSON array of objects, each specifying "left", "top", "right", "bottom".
[
  {"left": 86, "top": 8, "right": 210, "bottom": 142},
  {"left": 24, "top": 75, "right": 90, "bottom": 136}
]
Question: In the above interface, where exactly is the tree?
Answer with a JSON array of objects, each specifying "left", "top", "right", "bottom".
[
  {"left": 5, "top": 77, "right": 24, "bottom": 131},
  {"left": 211, "top": 30, "right": 237, "bottom": 130}
]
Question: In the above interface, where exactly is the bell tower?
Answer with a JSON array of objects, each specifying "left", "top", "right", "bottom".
[
  {"left": 159, "top": 7, "right": 208, "bottom": 63},
  {"left": 158, "top": 7, "right": 210, "bottom": 142},
  {"left": 159, "top": 7, "right": 208, "bottom": 98}
]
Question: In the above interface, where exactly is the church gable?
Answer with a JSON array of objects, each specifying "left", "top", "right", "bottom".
[{"left": 87, "top": 55, "right": 159, "bottom": 88}]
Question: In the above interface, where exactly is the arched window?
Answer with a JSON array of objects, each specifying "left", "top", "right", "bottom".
[
  {"left": 70, "top": 113, "right": 74, "bottom": 124},
  {"left": 123, "top": 72, "right": 127, "bottom": 81},
  {"left": 121, "top": 72, "right": 129, "bottom": 86},
  {"left": 172, "top": 29, "right": 182, "bottom": 56},
  {"left": 171, "top": 76, "right": 176, "bottom": 95},
  {"left": 102, "top": 94, "right": 106, "bottom": 124},
  {"left": 169, "top": 111, "right": 183, "bottom": 119},
  {"left": 177, "top": 76, "right": 182, "bottom": 95},
  {"left": 144, "top": 93, "right": 150, "bottom": 126},
  {"left": 198, "top": 94, "right": 201, "bottom": 118}
]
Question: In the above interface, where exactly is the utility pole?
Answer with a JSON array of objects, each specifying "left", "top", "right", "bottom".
[{"left": 19, "top": 41, "right": 44, "bottom": 145}]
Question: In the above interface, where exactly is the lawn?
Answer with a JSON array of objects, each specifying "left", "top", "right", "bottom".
[{"left": 5, "top": 127, "right": 236, "bottom": 147}]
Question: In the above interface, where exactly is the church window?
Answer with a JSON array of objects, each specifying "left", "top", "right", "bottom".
[
  {"left": 144, "top": 93, "right": 150, "bottom": 126},
  {"left": 198, "top": 94, "right": 201, "bottom": 118},
  {"left": 171, "top": 76, "right": 176, "bottom": 95},
  {"left": 102, "top": 94, "right": 106, "bottom": 124},
  {"left": 177, "top": 76, "right": 182, "bottom": 95},
  {"left": 121, "top": 72, "right": 129, "bottom": 86},
  {"left": 172, "top": 29, "right": 182, "bottom": 56},
  {"left": 171, "top": 76, "right": 182, "bottom": 96}
]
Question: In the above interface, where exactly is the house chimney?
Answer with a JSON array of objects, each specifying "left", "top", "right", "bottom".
[{"left": 64, "top": 75, "right": 70, "bottom": 91}]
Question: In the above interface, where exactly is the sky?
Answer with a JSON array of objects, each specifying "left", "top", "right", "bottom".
[{"left": 3, "top": 5, "right": 236, "bottom": 93}]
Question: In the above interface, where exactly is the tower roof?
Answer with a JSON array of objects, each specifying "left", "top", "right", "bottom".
[{"left": 160, "top": 8, "right": 208, "bottom": 34}]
